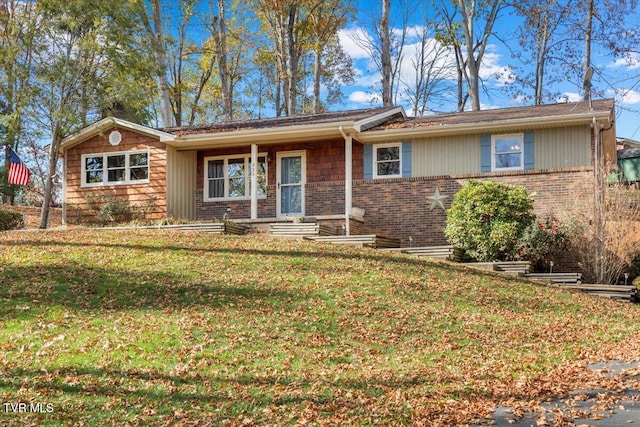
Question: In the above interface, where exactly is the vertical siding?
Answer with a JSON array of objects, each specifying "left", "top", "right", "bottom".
[
  {"left": 166, "top": 147, "right": 196, "bottom": 220},
  {"left": 410, "top": 126, "right": 592, "bottom": 178},
  {"left": 412, "top": 135, "right": 482, "bottom": 177},
  {"left": 534, "top": 126, "right": 591, "bottom": 169}
]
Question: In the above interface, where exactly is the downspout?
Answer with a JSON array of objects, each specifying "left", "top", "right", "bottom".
[
  {"left": 339, "top": 126, "right": 352, "bottom": 236},
  {"left": 592, "top": 115, "right": 604, "bottom": 283},
  {"left": 250, "top": 144, "right": 258, "bottom": 219},
  {"left": 62, "top": 149, "right": 67, "bottom": 225},
  {"left": 593, "top": 116, "right": 599, "bottom": 190}
]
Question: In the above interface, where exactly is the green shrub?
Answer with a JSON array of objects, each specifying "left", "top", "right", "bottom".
[
  {"left": 84, "top": 193, "right": 158, "bottom": 226},
  {"left": 97, "top": 200, "right": 133, "bottom": 224},
  {"left": 0, "top": 207, "right": 24, "bottom": 231},
  {"left": 444, "top": 180, "right": 535, "bottom": 261}
]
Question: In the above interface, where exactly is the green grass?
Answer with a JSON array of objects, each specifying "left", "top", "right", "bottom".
[{"left": 1, "top": 229, "right": 639, "bottom": 425}]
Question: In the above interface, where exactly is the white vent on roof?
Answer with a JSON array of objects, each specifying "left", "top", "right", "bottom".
[{"left": 109, "top": 130, "right": 122, "bottom": 146}]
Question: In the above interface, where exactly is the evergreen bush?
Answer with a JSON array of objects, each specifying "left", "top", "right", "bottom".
[{"left": 444, "top": 180, "right": 535, "bottom": 261}]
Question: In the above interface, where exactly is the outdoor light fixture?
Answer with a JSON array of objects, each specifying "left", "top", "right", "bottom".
[{"left": 549, "top": 261, "right": 554, "bottom": 273}]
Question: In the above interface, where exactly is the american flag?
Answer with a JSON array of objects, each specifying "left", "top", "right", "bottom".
[{"left": 8, "top": 148, "right": 31, "bottom": 186}]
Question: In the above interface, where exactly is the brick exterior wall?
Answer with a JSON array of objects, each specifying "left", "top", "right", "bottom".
[
  {"left": 194, "top": 136, "right": 594, "bottom": 250},
  {"left": 348, "top": 167, "right": 593, "bottom": 248},
  {"left": 64, "top": 129, "right": 167, "bottom": 224},
  {"left": 195, "top": 139, "right": 362, "bottom": 221}
]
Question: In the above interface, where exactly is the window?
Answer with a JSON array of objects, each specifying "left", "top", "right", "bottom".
[
  {"left": 204, "top": 154, "right": 267, "bottom": 201},
  {"left": 373, "top": 143, "right": 401, "bottom": 178},
  {"left": 81, "top": 151, "right": 149, "bottom": 187},
  {"left": 492, "top": 134, "right": 523, "bottom": 170}
]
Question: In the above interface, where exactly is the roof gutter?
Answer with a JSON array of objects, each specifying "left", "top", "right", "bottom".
[
  {"left": 168, "top": 121, "right": 360, "bottom": 149},
  {"left": 356, "top": 110, "right": 613, "bottom": 142}
]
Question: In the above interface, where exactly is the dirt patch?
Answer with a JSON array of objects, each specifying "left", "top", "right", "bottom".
[{"left": 0, "top": 205, "right": 63, "bottom": 229}]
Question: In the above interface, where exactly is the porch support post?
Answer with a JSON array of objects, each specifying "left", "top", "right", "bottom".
[
  {"left": 250, "top": 143, "right": 258, "bottom": 220},
  {"left": 340, "top": 126, "right": 353, "bottom": 236}
]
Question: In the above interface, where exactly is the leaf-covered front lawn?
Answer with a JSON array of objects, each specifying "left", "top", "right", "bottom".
[{"left": 1, "top": 229, "right": 639, "bottom": 425}]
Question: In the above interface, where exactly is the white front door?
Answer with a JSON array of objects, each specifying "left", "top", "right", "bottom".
[{"left": 276, "top": 151, "right": 306, "bottom": 218}]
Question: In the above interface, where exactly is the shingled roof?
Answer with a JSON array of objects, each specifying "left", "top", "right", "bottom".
[
  {"left": 60, "top": 99, "right": 615, "bottom": 152},
  {"left": 369, "top": 98, "right": 614, "bottom": 131},
  {"left": 162, "top": 106, "right": 402, "bottom": 136}
]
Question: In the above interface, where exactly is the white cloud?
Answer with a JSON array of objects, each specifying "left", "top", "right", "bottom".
[
  {"left": 338, "top": 28, "right": 371, "bottom": 60},
  {"left": 609, "top": 88, "right": 640, "bottom": 104},
  {"left": 340, "top": 28, "right": 518, "bottom": 111},
  {"left": 397, "top": 38, "right": 458, "bottom": 84},
  {"left": 480, "top": 103, "right": 500, "bottom": 110},
  {"left": 352, "top": 69, "right": 380, "bottom": 89},
  {"left": 348, "top": 90, "right": 381, "bottom": 105},
  {"left": 478, "top": 47, "right": 516, "bottom": 87},
  {"left": 608, "top": 52, "right": 640, "bottom": 70},
  {"left": 512, "top": 95, "right": 529, "bottom": 105},
  {"left": 559, "top": 92, "right": 583, "bottom": 103}
]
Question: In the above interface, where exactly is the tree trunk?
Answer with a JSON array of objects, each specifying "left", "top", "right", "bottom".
[
  {"left": 150, "top": 0, "right": 175, "bottom": 127},
  {"left": 313, "top": 47, "right": 322, "bottom": 114},
  {"left": 582, "top": 0, "right": 593, "bottom": 101},
  {"left": 454, "top": 45, "right": 466, "bottom": 112},
  {"left": 3, "top": 138, "right": 17, "bottom": 205},
  {"left": 380, "top": 0, "right": 392, "bottom": 107},
  {"left": 39, "top": 131, "right": 61, "bottom": 229},
  {"left": 273, "top": 14, "right": 288, "bottom": 117},
  {"left": 213, "top": 0, "right": 233, "bottom": 121},
  {"left": 275, "top": 63, "right": 283, "bottom": 117},
  {"left": 456, "top": 0, "right": 501, "bottom": 111},
  {"left": 534, "top": 4, "right": 551, "bottom": 106},
  {"left": 286, "top": 5, "right": 298, "bottom": 116}
]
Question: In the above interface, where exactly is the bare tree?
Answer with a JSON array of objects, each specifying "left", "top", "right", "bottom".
[
  {"left": 401, "top": 23, "right": 454, "bottom": 115},
  {"left": 568, "top": 181, "right": 640, "bottom": 285},
  {"left": 380, "top": 0, "right": 392, "bottom": 106},
  {"left": 455, "top": 0, "right": 504, "bottom": 111},
  {"left": 165, "top": 0, "right": 218, "bottom": 126},
  {"left": 212, "top": 0, "right": 233, "bottom": 121},
  {"left": 576, "top": 0, "right": 639, "bottom": 101},
  {"left": 581, "top": 0, "right": 594, "bottom": 101},
  {"left": 350, "top": 0, "right": 410, "bottom": 107},
  {"left": 432, "top": 0, "right": 468, "bottom": 111},
  {"left": 511, "top": 0, "right": 573, "bottom": 105}
]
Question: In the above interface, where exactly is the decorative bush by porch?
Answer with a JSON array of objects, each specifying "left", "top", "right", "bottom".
[{"left": 444, "top": 180, "right": 535, "bottom": 262}]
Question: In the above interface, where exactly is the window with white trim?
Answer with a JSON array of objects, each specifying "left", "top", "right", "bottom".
[
  {"left": 204, "top": 154, "right": 267, "bottom": 201},
  {"left": 81, "top": 150, "right": 149, "bottom": 187},
  {"left": 373, "top": 143, "right": 402, "bottom": 178},
  {"left": 492, "top": 134, "right": 523, "bottom": 170}
]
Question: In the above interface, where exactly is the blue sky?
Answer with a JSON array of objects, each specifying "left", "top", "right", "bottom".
[{"left": 336, "top": 1, "right": 640, "bottom": 139}]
